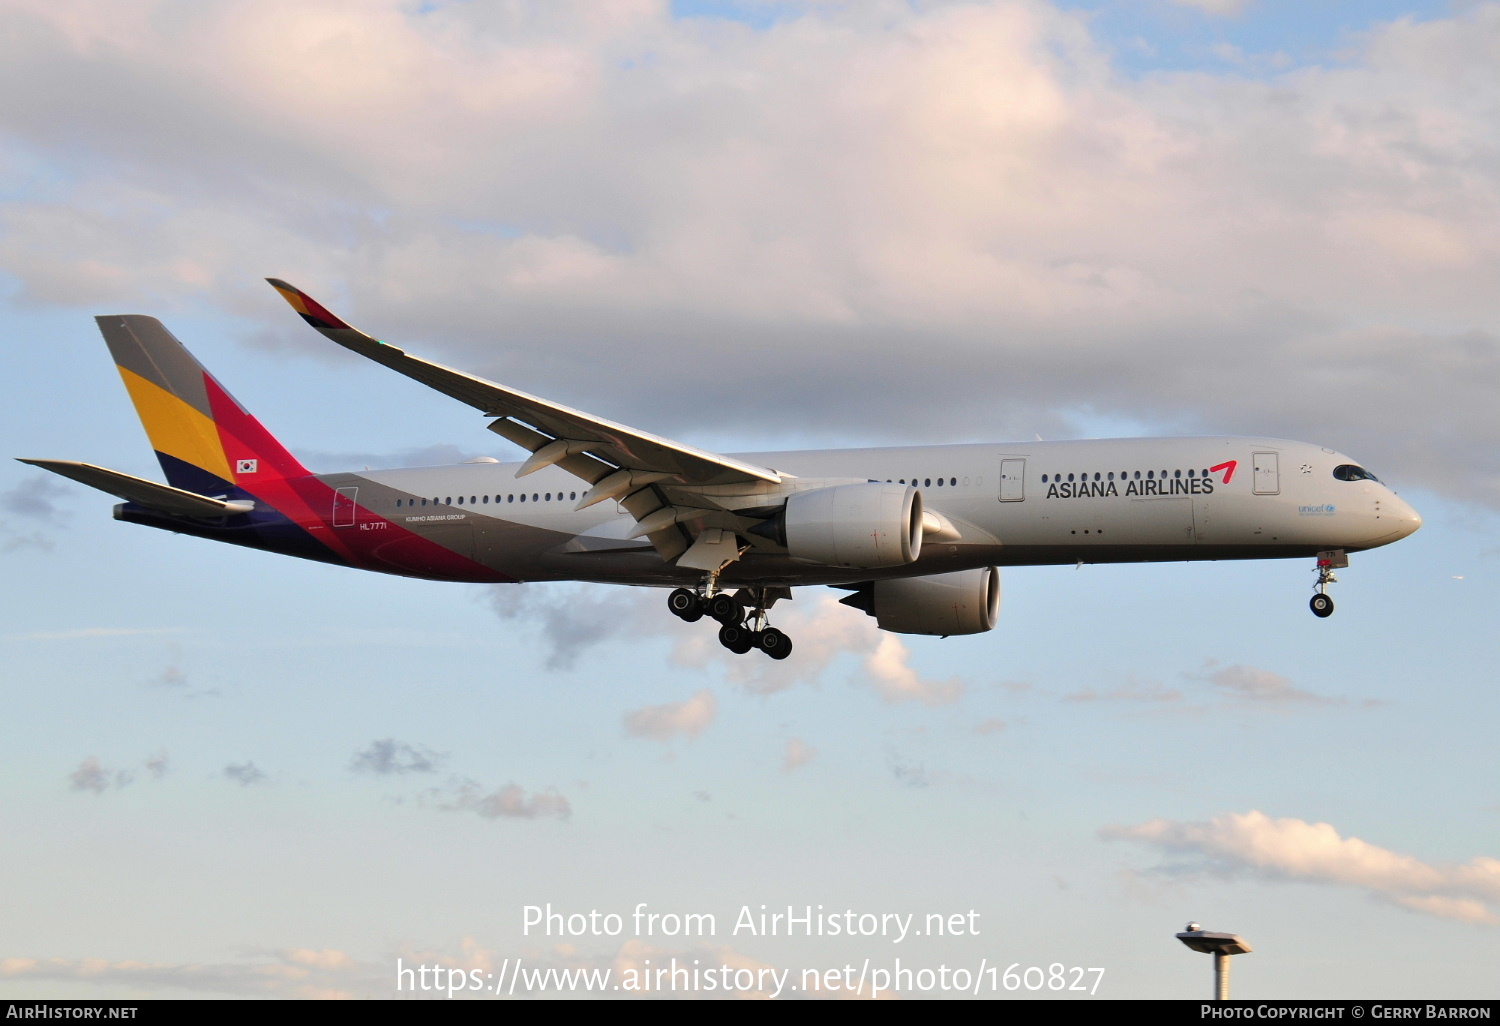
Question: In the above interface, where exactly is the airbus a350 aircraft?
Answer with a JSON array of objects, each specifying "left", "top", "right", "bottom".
[{"left": 23, "top": 280, "right": 1422, "bottom": 660}]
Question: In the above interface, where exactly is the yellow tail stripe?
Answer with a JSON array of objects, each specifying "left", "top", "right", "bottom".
[
  {"left": 270, "top": 283, "right": 311, "bottom": 317},
  {"left": 117, "top": 366, "right": 235, "bottom": 482}
]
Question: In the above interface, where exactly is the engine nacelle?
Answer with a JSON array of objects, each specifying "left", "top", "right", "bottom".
[
  {"left": 860, "top": 567, "right": 1001, "bottom": 636},
  {"left": 781, "top": 483, "right": 923, "bottom": 569}
]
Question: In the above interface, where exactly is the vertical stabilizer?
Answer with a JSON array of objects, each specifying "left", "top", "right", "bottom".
[{"left": 97, "top": 315, "right": 309, "bottom": 495}]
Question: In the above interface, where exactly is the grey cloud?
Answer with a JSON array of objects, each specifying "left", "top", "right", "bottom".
[
  {"left": 297, "top": 444, "right": 472, "bottom": 473},
  {"left": 69, "top": 752, "right": 167, "bottom": 792},
  {"left": 431, "top": 779, "right": 572, "bottom": 821},
  {"left": 3, "top": 2, "right": 1500, "bottom": 509},
  {"left": 887, "top": 751, "right": 930, "bottom": 789},
  {"left": 0, "top": 475, "right": 70, "bottom": 522},
  {"left": 223, "top": 761, "right": 267, "bottom": 786},
  {"left": 68, "top": 757, "right": 111, "bottom": 794},
  {"left": 487, "top": 582, "right": 654, "bottom": 671},
  {"left": 350, "top": 738, "right": 445, "bottom": 775}
]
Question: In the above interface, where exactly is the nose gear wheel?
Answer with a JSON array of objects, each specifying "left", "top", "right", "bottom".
[{"left": 1309, "top": 549, "right": 1347, "bottom": 618}]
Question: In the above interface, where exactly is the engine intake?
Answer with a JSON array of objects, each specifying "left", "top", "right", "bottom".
[
  {"left": 776, "top": 483, "right": 923, "bottom": 569},
  {"left": 841, "top": 567, "right": 1001, "bottom": 636}
]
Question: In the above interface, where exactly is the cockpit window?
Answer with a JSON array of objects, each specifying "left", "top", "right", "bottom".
[{"left": 1333, "top": 464, "right": 1381, "bottom": 483}]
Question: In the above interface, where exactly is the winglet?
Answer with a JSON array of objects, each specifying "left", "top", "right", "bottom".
[{"left": 265, "top": 278, "right": 353, "bottom": 332}]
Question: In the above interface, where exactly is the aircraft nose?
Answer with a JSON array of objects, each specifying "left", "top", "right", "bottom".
[{"left": 1387, "top": 493, "right": 1422, "bottom": 540}]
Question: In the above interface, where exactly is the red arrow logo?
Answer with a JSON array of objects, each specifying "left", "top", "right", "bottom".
[{"left": 1210, "top": 460, "right": 1238, "bottom": 484}]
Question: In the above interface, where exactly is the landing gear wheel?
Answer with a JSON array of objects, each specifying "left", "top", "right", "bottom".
[
  {"left": 667, "top": 588, "right": 703, "bottom": 622},
  {"left": 718, "top": 623, "right": 754, "bottom": 654},
  {"left": 757, "top": 627, "right": 793, "bottom": 660},
  {"left": 708, "top": 593, "right": 743, "bottom": 625},
  {"left": 1310, "top": 593, "right": 1335, "bottom": 618}
]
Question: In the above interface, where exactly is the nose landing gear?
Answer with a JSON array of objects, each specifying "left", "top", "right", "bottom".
[
  {"left": 1309, "top": 549, "right": 1347, "bottom": 618},
  {"left": 667, "top": 584, "right": 794, "bottom": 659}
]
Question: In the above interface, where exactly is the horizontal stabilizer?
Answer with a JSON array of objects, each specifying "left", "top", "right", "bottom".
[{"left": 18, "top": 459, "right": 254, "bottom": 518}]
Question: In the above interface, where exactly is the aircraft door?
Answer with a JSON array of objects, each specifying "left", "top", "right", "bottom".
[
  {"left": 999, "top": 459, "right": 1025, "bottom": 501},
  {"left": 1252, "top": 453, "right": 1280, "bottom": 495},
  {"left": 333, "top": 486, "right": 359, "bottom": 527}
]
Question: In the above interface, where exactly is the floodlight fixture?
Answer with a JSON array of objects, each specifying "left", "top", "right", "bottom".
[{"left": 1175, "top": 923, "right": 1252, "bottom": 999}]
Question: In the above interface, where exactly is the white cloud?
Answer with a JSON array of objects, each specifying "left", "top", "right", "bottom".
[
  {"left": 672, "top": 594, "right": 965, "bottom": 706},
  {"left": 3, "top": 2, "right": 1500, "bottom": 506},
  {"left": 623, "top": 689, "right": 717, "bottom": 742},
  {"left": 1103, "top": 810, "right": 1500, "bottom": 924},
  {"left": 1186, "top": 660, "right": 1374, "bottom": 707},
  {"left": 782, "top": 738, "right": 817, "bottom": 771},
  {"left": 0, "top": 949, "right": 370, "bottom": 999}
]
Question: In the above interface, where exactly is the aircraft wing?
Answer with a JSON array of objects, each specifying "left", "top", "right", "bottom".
[{"left": 266, "top": 280, "right": 784, "bottom": 562}]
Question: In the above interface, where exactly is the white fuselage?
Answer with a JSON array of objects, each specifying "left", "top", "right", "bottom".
[{"left": 323, "top": 435, "right": 1421, "bottom": 588}]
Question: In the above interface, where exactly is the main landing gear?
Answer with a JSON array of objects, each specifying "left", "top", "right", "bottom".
[
  {"left": 666, "top": 585, "right": 793, "bottom": 660},
  {"left": 1309, "top": 549, "right": 1348, "bottom": 618}
]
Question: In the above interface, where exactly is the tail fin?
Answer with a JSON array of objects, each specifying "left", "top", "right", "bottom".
[{"left": 97, "top": 315, "right": 309, "bottom": 495}]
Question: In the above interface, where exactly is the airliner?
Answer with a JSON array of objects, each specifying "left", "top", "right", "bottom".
[{"left": 21, "top": 280, "right": 1422, "bottom": 660}]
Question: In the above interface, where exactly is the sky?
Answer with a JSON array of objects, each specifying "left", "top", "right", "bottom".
[{"left": 1, "top": 0, "right": 1498, "bottom": 1001}]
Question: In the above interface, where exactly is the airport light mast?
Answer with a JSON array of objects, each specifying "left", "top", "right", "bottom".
[{"left": 1175, "top": 922, "right": 1252, "bottom": 1000}]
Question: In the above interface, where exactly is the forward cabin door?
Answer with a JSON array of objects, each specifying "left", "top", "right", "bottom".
[
  {"left": 999, "top": 459, "right": 1026, "bottom": 501},
  {"left": 1252, "top": 452, "right": 1280, "bottom": 495}
]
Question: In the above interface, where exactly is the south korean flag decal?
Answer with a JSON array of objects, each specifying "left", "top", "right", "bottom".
[{"left": 236, "top": 458, "right": 259, "bottom": 474}]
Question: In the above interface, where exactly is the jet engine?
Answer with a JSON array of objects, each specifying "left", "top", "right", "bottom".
[
  {"left": 770, "top": 483, "right": 923, "bottom": 569},
  {"left": 840, "top": 567, "right": 1000, "bottom": 636}
]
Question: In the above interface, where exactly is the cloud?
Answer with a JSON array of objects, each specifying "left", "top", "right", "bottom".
[
  {"left": 1167, "top": 0, "right": 1252, "bottom": 15},
  {"left": 487, "top": 584, "right": 966, "bottom": 707},
  {"left": 487, "top": 583, "right": 654, "bottom": 671},
  {"left": 671, "top": 594, "right": 965, "bottom": 705},
  {"left": 623, "top": 689, "right": 717, "bottom": 743},
  {"left": 350, "top": 738, "right": 445, "bottom": 775},
  {"left": 1186, "top": 660, "right": 1373, "bottom": 707},
  {"left": 6, "top": 627, "right": 182, "bottom": 641},
  {"left": 2, "top": 2, "right": 1498, "bottom": 509},
  {"left": 0, "top": 475, "right": 70, "bottom": 521},
  {"left": 69, "top": 752, "right": 170, "bottom": 792},
  {"left": 887, "top": 752, "right": 930, "bottom": 789},
  {"left": 1065, "top": 678, "right": 1183, "bottom": 703},
  {"left": 68, "top": 757, "right": 114, "bottom": 794},
  {"left": 0, "top": 949, "right": 370, "bottom": 999},
  {"left": 974, "top": 717, "right": 1007, "bottom": 734},
  {"left": 223, "top": 761, "right": 268, "bottom": 786},
  {"left": 297, "top": 444, "right": 471, "bottom": 473},
  {"left": 1103, "top": 810, "right": 1500, "bottom": 924},
  {"left": 434, "top": 780, "right": 572, "bottom": 821},
  {"left": 1196, "top": 663, "right": 1324, "bottom": 703},
  {"left": 782, "top": 738, "right": 817, "bottom": 771},
  {"left": 0, "top": 476, "right": 72, "bottom": 551}
]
